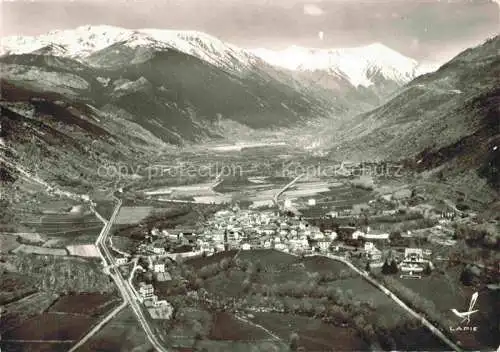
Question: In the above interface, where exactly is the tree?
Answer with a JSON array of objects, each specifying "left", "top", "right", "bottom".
[
  {"left": 365, "top": 262, "right": 371, "bottom": 273},
  {"left": 423, "top": 262, "right": 433, "bottom": 276},
  {"left": 289, "top": 332, "right": 300, "bottom": 351},
  {"left": 382, "top": 259, "right": 398, "bottom": 275},
  {"left": 381, "top": 260, "right": 391, "bottom": 275},
  {"left": 389, "top": 259, "right": 399, "bottom": 274},
  {"left": 192, "top": 321, "right": 206, "bottom": 350},
  {"left": 459, "top": 266, "right": 475, "bottom": 286}
]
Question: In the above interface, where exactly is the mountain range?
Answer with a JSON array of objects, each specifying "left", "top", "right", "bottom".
[
  {"left": 1, "top": 25, "right": 421, "bottom": 119},
  {"left": 324, "top": 35, "right": 500, "bottom": 196},
  {"left": 1, "top": 25, "right": 498, "bottom": 197}
]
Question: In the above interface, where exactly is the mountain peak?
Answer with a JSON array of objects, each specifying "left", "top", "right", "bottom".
[{"left": 249, "top": 43, "right": 418, "bottom": 87}]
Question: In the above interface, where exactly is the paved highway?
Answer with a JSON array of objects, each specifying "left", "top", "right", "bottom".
[
  {"left": 97, "top": 199, "right": 170, "bottom": 352},
  {"left": 70, "top": 198, "right": 169, "bottom": 352}
]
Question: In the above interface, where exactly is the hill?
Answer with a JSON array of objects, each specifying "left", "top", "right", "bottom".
[{"left": 325, "top": 35, "right": 499, "bottom": 195}]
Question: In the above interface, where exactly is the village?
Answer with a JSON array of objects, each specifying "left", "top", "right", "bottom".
[{"left": 111, "top": 193, "right": 467, "bottom": 321}]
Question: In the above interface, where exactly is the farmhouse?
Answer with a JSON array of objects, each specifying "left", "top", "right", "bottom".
[
  {"left": 364, "top": 242, "right": 382, "bottom": 262},
  {"left": 317, "top": 240, "right": 331, "bottom": 252},
  {"left": 138, "top": 282, "right": 154, "bottom": 301},
  {"left": 152, "top": 246, "right": 166, "bottom": 255},
  {"left": 241, "top": 243, "right": 252, "bottom": 251},
  {"left": 116, "top": 257, "right": 128, "bottom": 265},
  {"left": 154, "top": 263, "right": 165, "bottom": 273}
]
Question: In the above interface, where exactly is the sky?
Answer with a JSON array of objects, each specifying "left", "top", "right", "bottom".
[{"left": 1, "top": 0, "right": 499, "bottom": 64}]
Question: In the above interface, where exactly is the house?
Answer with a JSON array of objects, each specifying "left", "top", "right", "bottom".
[
  {"left": 352, "top": 230, "right": 365, "bottom": 240},
  {"left": 275, "top": 243, "right": 286, "bottom": 250},
  {"left": 241, "top": 243, "right": 252, "bottom": 251},
  {"left": 212, "top": 232, "right": 224, "bottom": 243},
  {"left": 289, "top": 238, "right": 309, "bottom": 250},
  {"left": 263, "top": 240, "right": 272, "bottom": 249},
  {"left": 327, "top": 231, "right": 338, "bottom": 240},
  {"left": 138, "top": 282, "right": 154, "bottom": 301},
  {"left": 154, "top": 263, "right": 165, "bottom": 273},
  {"left": 317, "top": 240, "right": 330, "bottom": 252},
  {"left": 403, "top": 248, "right": 424, "bottom": 263},
  {"left": 151, "top": 228, "right": 161, "bottom": 237},
  {"left": 152, "top": 246, "right": 166, "bottom": 255},
  {"left": 364, "top": 242, "right": 382, "bottom": 262},
  {"left": 328, "top": 211, "right": 339, "bottom": 218},
  {"left": 400, "top": 248, "right": 426, "bottom": 276},
  {"left": 308, "top": 199, "right": 316, "bottom": 206},
  {"left": 215, "top": 243, "right": 225, "bottom": 252},
  {"left": 116, "top": 257, "right": 128, "bottom": 265},
  {"left": 313, "top": 232, "right": 325, "bottom": 240}
]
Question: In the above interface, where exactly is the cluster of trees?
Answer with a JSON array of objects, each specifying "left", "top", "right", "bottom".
[
  {"left": 381, "top": 259, "right": 399, "bottom": 275},
  {"left": 378, "top": 276, "right": 454, "bottom": 330},
  {"left": 454, "top": 224, "right": 499, "bottom": 250}
]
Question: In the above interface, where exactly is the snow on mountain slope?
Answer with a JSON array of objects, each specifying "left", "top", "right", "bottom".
[
  {"left": 250, "top": 43, "right": 419, "bottom": 88},
  {"left": 0, "top": 25, "right": 258, "bottom": 71}
]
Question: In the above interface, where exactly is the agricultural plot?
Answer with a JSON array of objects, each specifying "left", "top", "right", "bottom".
[
  {"left": 386, "top": 267, "right": 500, "bottom": 350},
  {"left": 236, "top": 249, "right": 299, "bottom": 268},
  {"left": 0, "top": 272, "right": 37, "bottom": 305},
  {"left": 209, "top": 312, "right": 272, "bottom": 341},
  {"left": 6, "top": 255, "right": 115, "bottom": 293},
  {"left": 75, "top": 307, "right": 153, "bottom": 352},
  {"left": 12, "top": 244, "right": 68, "bottom": 256},
  {"left": 114, "top": 206, "right": 154, "bottom": 225},
  {"left": 185, "top": 250, "right": 238, "bottom": 269},
  {"left": 49, "top": 293, "right": 119, "bottom": 316},
  {"left": 94, "top": 201, "right": 116, "bottom": 219},
  {"left": 322, "top": 276, "right": 408, "bottom": 327},
  {"left": 66, "top": 244, "right": 100, "bottom": 257},
  {"left": 174, "top": 249, "right": 449, "bottom": 350},
  {"left": 0, "top": 234, "right": 20, "bottom": 253},
  {"left": 18, "top": 212, "right": 103, "bottom": 239},
  {"left": 251, "top": 312, "right": 368, "bottom": 351},
  {"left": 1, "top": 291, "right": 59, "bottom": 335},
  {"left": 2, "top": 291, "right": 121, "bottom": 351},
  {"left": 3, "top": 313, "right": 94, "bottom": 341}
]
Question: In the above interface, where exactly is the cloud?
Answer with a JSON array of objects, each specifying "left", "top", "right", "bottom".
[{"left": 303, "top": 4, "right": 324, "bottom": 16}]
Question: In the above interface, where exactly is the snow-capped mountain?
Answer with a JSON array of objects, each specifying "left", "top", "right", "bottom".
[
  {"left": 250, "top": 43, "right": 419, "bottom": 88},
  {"left": 0, "top": 25, "right": 259, "bottom": 72}
]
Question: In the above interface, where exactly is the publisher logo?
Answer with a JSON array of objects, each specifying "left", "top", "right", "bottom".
[{"left": 449, "top": 292, "right": 479, "bottom": 332}]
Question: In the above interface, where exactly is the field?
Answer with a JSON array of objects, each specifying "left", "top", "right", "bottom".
[
  {"left": 251, "top": 312, "right": 369, "bottom": 351},
  {"left": 165, "top": 249, "right": 446, "bottom": 350},
  {"left": 208, "top": 312, "right": 272, "bottom": 341},
  {"left": 2, "top": 290, "right": 120, "bottom": 351},
  {"left": 5, "top": 254, "right": 115, "bottom": 293},
  {"left": 381, "top": 264, "right": 500, "bottom": 350},
  {"left": 115, "top": 206, "right": 154, "bottom": 225},
  {"left": 13, "top": 211, "right": 103, "bottom": 248},
  {"left": 48, "top": 293, "right": 120, "bottom": 316},
  {"left": 0, "top": 234, "right": 21, "bottom": 253},
  {"left": 0, "top": 272, "right": 37, "bottom": 305},
  {"left": 3, "top": 313, "right": 94, "bottom": 340},
  {"left": 0, "top": 342, "right": 72, "bottom": 352},
  {"left": 77, "top": 307, "right": 153, "bottom": 352},
  {"left": 12, "top": 244, "right": 68, "bottom": 256},
  {"left": 298, "top": 184, "right": 375, "bottom": 217},
  {"left": 66, "top": 244, "right": 100, "bottom": 257},
  {"left": 1, "top": 291, "right": 59, "bottom": 335},
  {"left": 94, "top": 201, "right": 116, "bottom": 219},
  {"left": 185, "top": 250, "right": 238, "bottom": 269}
]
